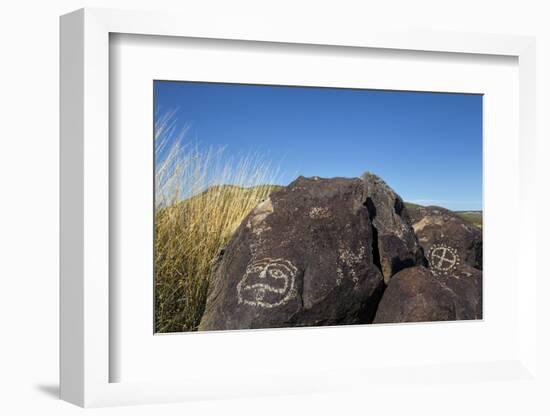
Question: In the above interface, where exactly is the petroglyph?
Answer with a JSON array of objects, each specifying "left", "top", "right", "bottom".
[
  {"left": 336, "top": 245, "right": 366, "bottom": 285},
  {"left": 309, "top": 206, "right": 330, "bottom": 219},
  {"left": 237, "top": 258, "right": 297, "bottom": 308},
  {"left": 428, "top": 243, "right": 460, "bottom": 276}
]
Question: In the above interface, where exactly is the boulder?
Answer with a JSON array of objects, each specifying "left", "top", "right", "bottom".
[
  {"left": 199, "top": 176, "right": 386, "bottom": 331},
  {"left": 408, "top": 206, "right": 482, "bottom": 271},
  {"left": 373, "top": 265, "right": 482, "bottom": 323},
  {"left": 362, "top": 172, "right": 425, "bottom": 283}
]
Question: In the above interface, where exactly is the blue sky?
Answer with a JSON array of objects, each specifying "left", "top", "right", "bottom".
[{"left": 154, "top": 81, "right": 482, "bottom": 211}]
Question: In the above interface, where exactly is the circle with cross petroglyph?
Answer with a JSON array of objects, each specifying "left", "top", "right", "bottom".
[
  {"left": 428, "top": 243, "right": 460, "bottom": 276},
  {"left": 237, "top": 258, "right": 297, "bottom": 308}
]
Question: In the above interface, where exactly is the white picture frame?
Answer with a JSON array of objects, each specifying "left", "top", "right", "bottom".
[{"left": 60, "top": 7, "right": 537, "bottom": 408}]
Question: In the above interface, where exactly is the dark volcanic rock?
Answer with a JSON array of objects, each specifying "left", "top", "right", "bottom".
[
  {"left": 199, "top": 176, "right": 385, "bottom": 331},
  {"left": 408, "top": 206, "right": 482, "bottom": 271},
  {"left": 362, "top": 172, "right": 425, "bottom": 283},
  {"left": 373, "top": 265, "right": 482, "bottom": 323}
]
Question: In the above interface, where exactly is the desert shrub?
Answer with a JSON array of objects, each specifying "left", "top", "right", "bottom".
[{"left": 154, "top": 114, "right": 279, "bottom": 332}]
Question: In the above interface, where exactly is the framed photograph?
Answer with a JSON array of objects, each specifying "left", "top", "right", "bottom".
[
  {"left": 60, "top": 8, "right": 537, "bottom": 407},
  {"left": 152, "top": 80, "right": 483, "bottom": 334}
]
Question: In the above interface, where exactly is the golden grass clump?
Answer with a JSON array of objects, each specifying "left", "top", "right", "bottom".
[{"left": 154, "top": 114, "right": 280, "bottom": 333}]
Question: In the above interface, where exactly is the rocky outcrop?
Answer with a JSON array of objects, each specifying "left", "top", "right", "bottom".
[
  {"left": 408, "top": 206, "right": 482, "bottom": 271},
  {"left": 362, "top": 172, "right": 425, "bottom": 283},
  {"left": 373, "top": 265, "right": 482, "bottom": 323},
  {"left": 197, "top": 174, "right": 481, "bottom": 331},
  {"left": 199, "top": 176, "right": 385, "bottom": 331}
]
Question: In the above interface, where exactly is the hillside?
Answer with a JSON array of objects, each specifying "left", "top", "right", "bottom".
[
  {"left": 454, "top": 210, "right": 483, "bottom": 228},
  {"left": 404, "top": 202, "right": 482, "bottom": 228}
]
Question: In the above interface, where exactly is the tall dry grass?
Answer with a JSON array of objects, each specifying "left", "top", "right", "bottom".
[{"left": 155, "top": 113, "right": 280, "bottom": 332}]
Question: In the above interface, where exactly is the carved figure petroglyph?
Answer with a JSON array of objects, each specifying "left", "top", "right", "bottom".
[
  {"left": 336, "top": 245, "right": 366, "bottom": 285},
  {"left": 237, "top": 258, "right": 298, "bottom": 308},
  {"left": 428, "top": 243, "right": 460, "bottom": 276}
]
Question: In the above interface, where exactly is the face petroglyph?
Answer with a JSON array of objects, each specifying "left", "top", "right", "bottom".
[
  {"left": 428, "top": 243, "right": 460, "bottom": 276},
  {"left": 237, "top": 258, "right": 298, "bottom": 308}
]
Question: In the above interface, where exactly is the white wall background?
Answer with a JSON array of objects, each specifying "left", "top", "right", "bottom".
[{"left": 0, "top": 1, "right": 548, "bottom": 414}]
